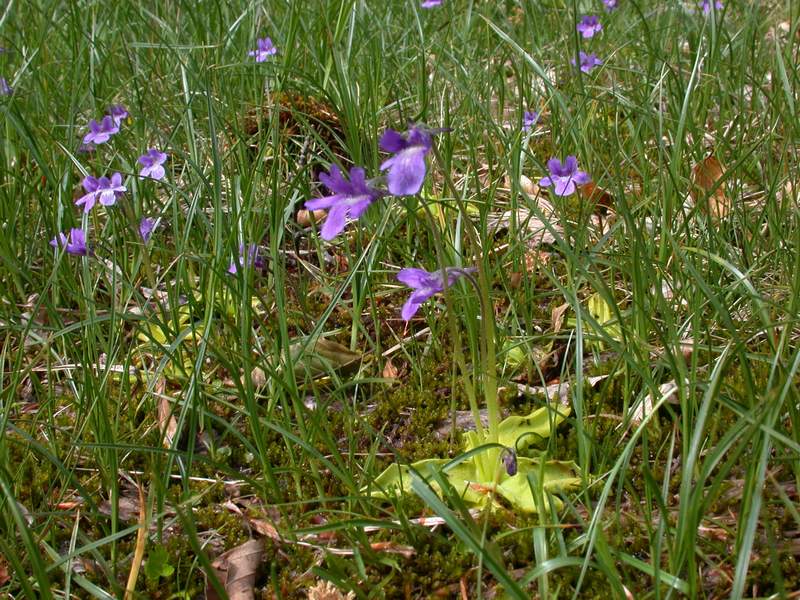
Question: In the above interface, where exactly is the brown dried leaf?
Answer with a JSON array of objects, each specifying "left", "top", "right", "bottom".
[
  {"left": 297, "top": 209, "right": 328, "bottom": 227},
  {"left": 691, "top": 155, "right": 730, "bottom": 220},
  {"left": 152, "top": 377, "right": 177, "bottom": 449},
  {"left": 250, "top": 366, "right": 267, "bottom": 387},
  {"left": 382, "top": 358, "right": 399, "bottom": 380},
  {"left": 579, "top": 182, "right": 614, "bottom": 214},
  {"left": 551, "top": 303, "right": 570, "bottom": 334},
  {"left": 0, "top": 555, "right": 10, "bottom": 586},
  {"left": 248, "top": 518, "right": 281, "bottom": 541},
  {"left": 369, "top": 541, "right": 415, "bottom": 558},
  {"left": 207, "top": 539, "right": 265, "bottom": 600},
  {"left": 158, "top": 396, "right": 178, "bottom": 448}
]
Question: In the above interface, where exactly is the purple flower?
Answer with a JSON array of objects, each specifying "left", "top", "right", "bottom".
[
  {"left": 379, "top": 125, "right": 438, "bottom": 196},
  {"left": 139, "top": 217, "right": 157, "bottom": 242},
  {"left": 138, "top": 148, "right": 167, "bottom": 180},
  {"left": 397, "top": 266, "right": 476, "bottom": 321},
  {"left": 228, "top": 244, "right": 265, "bottom": 275},
  {"left": 0, "top": 78, "right": 12, "bottom": 96},
  {"left": 50, "top": 228, "right": 88, "bottom": 256},
  {"left": 82, "top": 116, "right": 119, "bottom": 145},
  {"left": 522, "top": 111, "right": 539, "bottom": 131},
  {"left": 108, "top": 104, "right": 128, "bottom": 126},
  {"left": 539, "top": 156, "right": 590, "bottom": 197},
  {"left": 571, "top": 51, "right": 603, "bottom": 73},
  {"left": 304, "top": 165, "right": 384, "bottom": 240},
  {"left": 576, "top": 15, "right": 603, "bottom": 38},
  {"left": 248, "top": 37, "right": 277, "bottom": 62},
  {"left": 421, "top": 0, "right": 443, "bottom": 7},
  {"left": 698, "top": 0, "right": 723, "bottom": 14},
  {"left": 75, "top": 173, "right": 126, "bottom": 212},
  {"left": 602, "top": 0, "right": 618, "bottom": 11}
]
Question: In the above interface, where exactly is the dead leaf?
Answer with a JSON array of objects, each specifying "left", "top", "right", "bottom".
[
  {"left": 691, "top": 155, "right": 730, "bottom": 220},
  {"left": 297, "top": 208, "right": 328, "bottom": 228},
  {"left": 519, "top": 174, "right": 540, "bottom": 197},
  {"left": 291, "top": 337, "right": 361, "bottom": 379},
  {"left": 0, "top": 555, "right": 10, "bottom": 586},
  {"left": 248, "top": 518, "right": 281, "bottom": 541},
  {"left": 551, "top": 303, "right": 570, "bottom": 334},
  {"left": 306, "top": 580, "right": 355, "bottom": 600},
  {"left": 250, "top": 367, "right": 267, "bottom": 387},
  {"left": 99, "top": 494, "right": 140, "bottom": 522},
  {"left": 382, "top": 358, "right": 399, "bottom": 380},
  {"left": 207, "top": 539, "right": 265, "bottom": 600},
  {"left": 629, "top": 380, "right": 681, "bottom": 426},
  {"left": 158, "top": 396, "right": 178, "bottom": 449},
  {"left": 368, "top": 541, "right": 415, "bottom": 558},
  {"left": 489, "top": 197, "right": 559, "bottom": 248},
  {"left": 579, "top": 182, "right": 614, "bottom": 214}
]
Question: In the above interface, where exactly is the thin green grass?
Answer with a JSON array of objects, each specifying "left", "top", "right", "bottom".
[{"left": 1, "top": 0, "right": 799, "bottom": 598}]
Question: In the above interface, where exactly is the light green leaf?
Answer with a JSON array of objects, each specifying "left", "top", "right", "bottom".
[
  {"left": 144, "top": 546, "right": 175, "bottom": 581},
  {"left": 368, "top": 454, "right": 580, "bottom": 513},
  {"left": 496, "top": 404, "right": 571, "bottom": 452}
]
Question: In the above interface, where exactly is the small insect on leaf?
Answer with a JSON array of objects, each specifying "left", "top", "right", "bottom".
[{"left": 691, "top": 155, "right": 731, "bottom": 220}]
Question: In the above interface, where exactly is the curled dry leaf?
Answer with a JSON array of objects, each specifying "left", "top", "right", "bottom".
[
  {"left": 691, "top": 155, "right": 731, "bottom": 220},
  {"left": 551, "top": 302, "right": 570, "bottom": 334},
  {"left": 207, "top": 539, "right": 265, "bottom": 600},
  {"left": 382, "top": 358, "right": 399, "bottom": 380},
  {"left": 155, "top": 379, "right": 178, "bottom": 449}
]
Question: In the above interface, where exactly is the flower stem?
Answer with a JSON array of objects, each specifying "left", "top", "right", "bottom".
[{"left": 431, "top": 145, "right": 500, "bottom": 449}]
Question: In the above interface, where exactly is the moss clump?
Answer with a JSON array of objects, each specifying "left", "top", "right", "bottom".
[{"left": 368, "top": 377, "right": 457, "bottom": 465}]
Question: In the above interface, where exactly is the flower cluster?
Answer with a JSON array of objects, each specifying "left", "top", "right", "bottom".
[
  {"left": 52, "top": 103, "right": 168, "bottom": 258},
  {"left": 75, "top": 173, "right": 126, "bottom": 213},
  {"left": 228, "top": 244, "right": 266, "bottom": 275},
  {"left": 522, "top": 111, "right": 539, "bottom": 132},
  {"left": 82, "top": 104, "right": 128, "bottom": 146},
  {"left": 50, "top": 31, "right": 592, "bottom": 326},
  {"left": 572, "top": 51, "right": 603, "bottom": 74},
  {"left": 698, "top": 0, "right": 723, "bottom": 15},
  {"left": 50, "top": 228, "right": 88, "bottom": 256},
  {"left": 248, "top": 37, "right": 277, "bottom": 62},
  {"left": 576, "top": 15, "right": 603, "bottom": 38},
  {"left": 299, "top": 123, "right": 478, "bottom": 320},
  {"left": 572, "top": 7, "right": 608, "bottom": 74}
]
